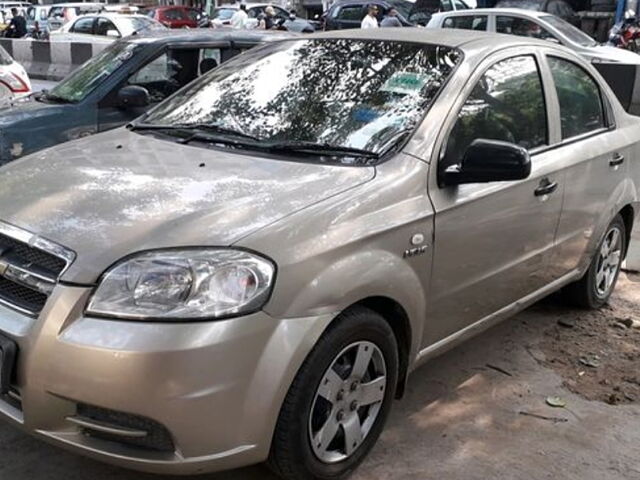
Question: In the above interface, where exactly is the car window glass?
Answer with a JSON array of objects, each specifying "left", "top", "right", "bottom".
[
  {"left": 164, "top": 8, "right": 183, "bottom": 20},
  {"left": 547, "top": 56, "right": 605, "bottom": 139},
  {"left": 453, "top": 0, "right": 467, "bottom": 9},
  {"left": 441, "top": 0, "right": 454, "bottom": 11},
  {"left": 71, "top": 17, "right": 95, "bottom": 34},
  {"left": 128, "top": 49, "right": 200, "bottom": 103},
  {"left": 40, "top": 8, "right": 47, "bottom": 20},
  {"left": 442, "top": 15, "right": 487, "bottom": 30},
  {"left": 496, "top": 16, "right": 555, "bottom": 40},
  {"left": 0, "top": 45, "right": 12, "bottom": 66},
  {"left": 95, "top": 17, "right": 118, "bottom": 36},
  {"left": 336, "top": 5, "right": 363, "bottom": 20},
  {"left": 199, "top": 48, "right": 221, "bottom": 74},
  {"left": 443, "top": 55, "right": 547, "bottom": 168},
  {"left": 248, "top": 7, "right": 263, "bottom": 18}
]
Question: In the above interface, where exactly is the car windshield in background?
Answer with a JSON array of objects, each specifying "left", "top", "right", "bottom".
[
  {"left": 542, "top": 15, "right": 597, "bottom": 46},
  {"left": 140, "top": 39, "right": 461, "bottom": 163},
  {"left": 47, "top": 42, "right": 141, "bottom": 103},
  {"left": 212, "top": 8, "right": 234, "bottom": 20},
  {"left": 128, "top": 16, "right": 165, "bottom": 32}
]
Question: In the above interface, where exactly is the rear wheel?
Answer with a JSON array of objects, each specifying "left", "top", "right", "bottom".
[
  {"left": 563, "top": 214, "right": 626, "bottom": 309},
  {"left": 269, "top": 307, "right": 398, "bottom": 480}
]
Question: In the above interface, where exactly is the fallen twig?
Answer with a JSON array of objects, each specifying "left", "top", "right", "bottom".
[
  {"left": 486, "top": 364, "right": 513, "bottom": 377},
  {"left": 518, "top": 411, "right": 569, "bottom": 423}
]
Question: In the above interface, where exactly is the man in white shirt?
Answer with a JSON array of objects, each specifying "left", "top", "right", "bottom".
[
  {"left": 360, "top": 4, "right": 379, "bottom": 28},
  {"left": 230, "top": 3, "right": 248, "bottom": 29}
]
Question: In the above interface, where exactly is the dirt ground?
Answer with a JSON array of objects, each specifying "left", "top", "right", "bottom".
[{"left": 1, "top": 274, "right": 639, "bottom": 480}]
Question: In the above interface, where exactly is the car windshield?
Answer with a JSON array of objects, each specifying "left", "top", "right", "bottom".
[
  {"left": 47, "top": 41, "right": 141, "bottom": 103},
  {"left": 212, "top": 8, "right": 235, "bottom": 20},
  {"left": 140, "top": 39, "right": 460, "bottom": 163},
  {"left": 541, "top": 15, "right": 596, "bottom": 46}
]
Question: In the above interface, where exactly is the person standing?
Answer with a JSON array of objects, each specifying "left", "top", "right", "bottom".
[
  {"left": 380, "top": 8, "right": 402, "bottom": 27},
  {"left": 264, "top": 5, "right": 277, "bottom": 29},
  {"left": 6, "top": 8, "right": 27, "bottom": 38},
  {"left": 361, "top": 4, "right": 379, "bottom": 29},
  {"left": 230, "top": 3, "right": 248, "bottom": 29}
]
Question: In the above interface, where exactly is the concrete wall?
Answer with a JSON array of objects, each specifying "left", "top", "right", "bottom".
[{"left": 0, "top": 38, "right": 111, "bottom": 81}]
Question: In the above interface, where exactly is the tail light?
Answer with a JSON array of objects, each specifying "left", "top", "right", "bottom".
[{"left": 0, "top": 71, "right": 30, "bottom": 93}]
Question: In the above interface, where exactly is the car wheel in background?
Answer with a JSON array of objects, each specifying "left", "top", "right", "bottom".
[
  {"left": 269, "top": 307, "right": 399, "bottom": 480},
  {"left": 563, "top": 214, "right": 626, "bottom": 309}
]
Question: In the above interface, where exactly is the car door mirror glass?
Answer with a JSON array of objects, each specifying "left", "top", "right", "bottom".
[
  {"left": 443, "top": 139, "right": 532, "bottom": 185},
  {"left": 106, "top": 29, "right": 120, "bottom": 37},
  {"left": 118, "top": 85, "right": 150, "bottom": 108}
]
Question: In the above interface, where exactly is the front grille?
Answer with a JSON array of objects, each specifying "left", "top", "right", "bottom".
[
  {"left": 75, "top": 403, "right": 175, "bottom": 452},
  {"left": 0, "top": 222, "right": 74, "bottom": 316}
]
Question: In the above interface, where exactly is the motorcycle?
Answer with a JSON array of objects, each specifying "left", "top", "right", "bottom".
[{"left": 608, "top": 16, "right": 640, "bottom": 52}]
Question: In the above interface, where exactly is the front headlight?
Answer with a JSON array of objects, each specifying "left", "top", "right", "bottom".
[{"left": 86, "top": 249, "right": 275, "bottom": 320}]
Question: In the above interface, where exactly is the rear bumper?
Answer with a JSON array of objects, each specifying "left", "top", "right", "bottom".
[{"left": 0, "top": 285, "right": 333, "bottom": 475}]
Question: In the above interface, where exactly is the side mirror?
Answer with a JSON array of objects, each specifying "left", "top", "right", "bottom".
[
  {"left": 441, "top": 139, "right": 531, "bottom": 186},
  {"left": 106, "top": 29, "right": 120, "bottom": 37},
  {"left": 118, "top": 85, "right": 150, "bottom": 108},
  {"left": 545, "top": 36, "right": 561, "bottom": 44}
]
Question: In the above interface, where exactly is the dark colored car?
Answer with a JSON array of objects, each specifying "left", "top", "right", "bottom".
[
  {"left": 145, "top": 6, "right": 208, "bottom": 28},
  {"left": 0, "top": 29, "right": 294, "bottom": 165},
  {"left": 493, "top": 0, "right": 580, "bottom": 26},
  {"left": 324, "top": 0, "right": 468, "bottom": 30}
]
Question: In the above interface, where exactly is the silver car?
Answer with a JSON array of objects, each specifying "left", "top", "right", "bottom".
[
  {"left": 0, "top": 29, "right": 638, "bottom": 480},
  {"left": 427, "top": 8, "right": 640, "bottom": 63}
]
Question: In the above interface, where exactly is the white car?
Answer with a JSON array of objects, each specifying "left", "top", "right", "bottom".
[
  {"left": 50, "top": 13, "right": 166, "bottom": 41},
  {"left": 427, "top": 8, "right": 640, "bottom": 63},
  {"left": 0, "top": 45, "right": 30, "bottom": 101},
  {"left": 47, "top": 2, "right": 106, "bottom": 31}
]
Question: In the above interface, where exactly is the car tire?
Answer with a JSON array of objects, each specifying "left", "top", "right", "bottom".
[
  {"left": 268, "top": 307, "right": 399, "bottom": 480},
  {"left": 563, "top": 214, "right": 626, "bottom": 309}
]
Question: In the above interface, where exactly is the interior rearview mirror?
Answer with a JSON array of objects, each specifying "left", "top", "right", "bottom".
[
  {"left": 118, "top": 85, "right": 150, "bottom": 109},
  {"left": 441, "top": 139, "right": 531, "bottom": 186}
]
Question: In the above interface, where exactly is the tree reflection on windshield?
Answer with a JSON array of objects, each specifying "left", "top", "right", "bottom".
[{"left": 141, "top": 39, "right": 461, "bottom": 161}]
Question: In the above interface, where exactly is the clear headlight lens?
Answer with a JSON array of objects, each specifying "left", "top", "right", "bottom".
[{"left": 86, "top": 249, "right": 275, "bottom": 320}]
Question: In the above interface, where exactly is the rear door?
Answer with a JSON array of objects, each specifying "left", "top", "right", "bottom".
[
  {"left": 541, "top": 52, "right": 630, "bottom": 280},
  {"left": 424, "top": 49, "right": 565, "bottom": 346},
  {"left": 441, "top": 13, "right": 489, "bottom": 30}
]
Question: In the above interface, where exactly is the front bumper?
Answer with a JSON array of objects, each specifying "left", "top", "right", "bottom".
[{"left": 0, "top": 285, "right": 334, "bottom": 475}]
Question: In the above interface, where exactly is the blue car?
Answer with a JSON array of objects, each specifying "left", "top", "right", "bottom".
[{"left": 0, "top": 29, "right": 293, "bottom": 165}]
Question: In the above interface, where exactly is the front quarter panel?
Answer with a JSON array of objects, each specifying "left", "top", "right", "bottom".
[{"left": 237, "top": 154, "right": 434, "bottom": 364}]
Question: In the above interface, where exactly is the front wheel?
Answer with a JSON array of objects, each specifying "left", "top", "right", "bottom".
[
  {"left": 269, "top": 307, "right": 398, "bottom": 480},
  {"left": 563, "top": 214, "right": 626, "bottom": 309}
]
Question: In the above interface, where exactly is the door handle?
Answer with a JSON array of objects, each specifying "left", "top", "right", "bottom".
[
  {"left": 534, "top": 179, "right": 558, "bottom": 197},
  {"left": 610, "top": 153, "right": 625, "bottom": 167}
]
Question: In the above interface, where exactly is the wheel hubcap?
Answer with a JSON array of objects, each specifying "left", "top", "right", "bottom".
[
  {"left": 309, "top": 341, "right": 387, "bottom": 464},
  {"left": 595, "top": 226, "right": 622, "bottom": 297}
]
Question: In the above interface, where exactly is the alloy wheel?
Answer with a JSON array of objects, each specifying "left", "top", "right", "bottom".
[
  {"left": 308, "top": 341, "right": 387, "bottom": 464},
  {"left": 595, "top": 226, "right": 623, "bottom": 297}
]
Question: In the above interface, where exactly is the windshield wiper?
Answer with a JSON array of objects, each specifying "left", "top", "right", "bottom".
[
  {"left": 130, "top": 123, "right": 260, "bottom": 142},
  {"left": 263, "top": 141, "right": 380, "bottom": 159}
]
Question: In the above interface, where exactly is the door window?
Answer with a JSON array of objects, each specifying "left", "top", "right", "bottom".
[
  {"left": 70, "top": 17, "right": 94, "bottom": 34},
  {"left": 95, "top": 17, "right": 118, "bottom": 36},
  {"left": 335, "top": 5, "right": 363, "bottom": 21},
  {"left": 163, "top": 8, "right": 184, "bottom": 20},
  {"left": 442, "top": 15, "right": 487, "bottom": 30},
  {"left": 547, "top": 56, "right": 605, "bottom": 139},
  {"left": 441, "top": 0, "right": 454, "bottom": 11},
  {"left": 496, "top": 16, "right": 556, "bottom": 40},
  {"left": 443, "top": 55, "right": 547, "bottom": 168},
  {"left": 453, "top": 0, "right": 468, "bottom": 9}
]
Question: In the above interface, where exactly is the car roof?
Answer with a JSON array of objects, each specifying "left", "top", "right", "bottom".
[
  {"left": 216, "top": 3, "right": 284, "bottom": 8},
  {"left": 435, "top": 7, "right": 550, "bottom": 17},
  {"left": 128, "top": 27, "right": 298, "bottom": 45},
  {"left": 50, "top": 2, "right": 105, "bottom": 7},
  {"left": 308, "top": 27, "right": 563, "bottom": 52}
]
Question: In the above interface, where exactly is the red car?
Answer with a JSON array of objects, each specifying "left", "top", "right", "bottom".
[{"left": 145, "top": 6, "right": 208, "bottom": 28}]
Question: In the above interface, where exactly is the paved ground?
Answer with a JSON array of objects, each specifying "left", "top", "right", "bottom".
[{"left": 1, "top": 276, "right": 639, "bottom": 480}]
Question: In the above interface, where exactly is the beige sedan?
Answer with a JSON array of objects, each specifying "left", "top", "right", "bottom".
[{"left": 0, "top": 29, "right": 637, "bottom": 480}]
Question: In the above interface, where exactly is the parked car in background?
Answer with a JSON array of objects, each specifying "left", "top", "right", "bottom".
[
  {"left": 211, "top": 3, "right": 315, "bottom": 32},
  {"left": 0, "top": 29, "right": 637, "bottom": 480},
  {"left": 427, "top": 9, "right": 640, "bottom": 63},
  {"left": 0, "top": 29, "right": 294, "bottom": 164},
  {"left": 50, "top": 13, "right": 166, "bottom": 41},
  {"left": 26, "top": 5, "right": 52, "bottom": 34},
  {"left": 47, "top": 2, "right": 105, "bottom": 31},
  {"left": 494, "top": 0, "right": 579, "bottom": 26},
  {"left": 145, "top": 5, "right": 208, "bottom": 28},
  {"left": 0, "top": 44, "right": 29, "bottom": 101},
  {"left": 324, "top": 0, "right": 469, "bottom": 30}
]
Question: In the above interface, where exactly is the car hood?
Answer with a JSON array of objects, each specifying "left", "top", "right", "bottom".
[
  {"left": 586, "top": 45, "right": 640, "bottom": 64},
  {"left": 0, "top": 128, "right": 375, "bottom": 284},
  {"left": 0, "top": 94, "right": 66, "bottom": 126}
]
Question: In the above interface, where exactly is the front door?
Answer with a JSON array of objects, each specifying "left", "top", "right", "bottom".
[{"left": 424, "top": 52, "right": 565, "bottom": 346}]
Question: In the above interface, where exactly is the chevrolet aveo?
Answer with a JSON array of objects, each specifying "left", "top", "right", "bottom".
[{"left": 0, "top": 29, "right": 638, "bottom": 480}]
